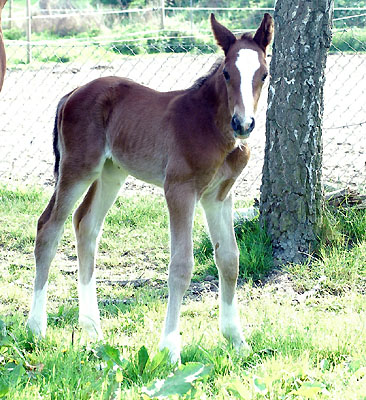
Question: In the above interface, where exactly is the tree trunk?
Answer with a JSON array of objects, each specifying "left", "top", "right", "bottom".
[{"left": 260, "top": 0, "right": 334, "bottom": 265}]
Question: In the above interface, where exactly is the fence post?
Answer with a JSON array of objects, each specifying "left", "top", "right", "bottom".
[
  {"left": 190, "top": 0, "right": 193, "bottom": 33},
  {"left": 8, "top": 0, "right": 12, "bottom": 29},
  {"left": 26, "top": 0, "right": 32, "bottom": 63},
  {"left": 160, "top": 0, "right": 165, "bottom": 30}
]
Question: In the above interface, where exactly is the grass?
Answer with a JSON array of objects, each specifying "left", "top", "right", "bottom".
[
  {"left": 0, "top": 184, "right": 365, "bottom": 399},
  {"left": 331, "top": 28, "right": 366, "bottom": 53},
  {"left": 289, "top": 204, "right": 366, "bottom": 295}
]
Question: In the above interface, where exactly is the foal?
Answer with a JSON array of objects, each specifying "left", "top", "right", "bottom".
[{"left": 27, "top": 14, "right": 273, "bottom": 363}]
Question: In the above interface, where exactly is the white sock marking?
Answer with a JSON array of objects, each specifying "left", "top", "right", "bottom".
[
  {"left": 27, "top": 284, "right": 48, "bottom": 336},
  {"left": 159, "top": 330, "right": 181, "bottom": 364},
  {"left": 79, "top": 272, "right": 103, "bottom": 340},
  {"left": 220, "top": 297, "right": 243, "bottom": 341}
]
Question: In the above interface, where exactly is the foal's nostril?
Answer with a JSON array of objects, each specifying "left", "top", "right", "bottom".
[{"left": 231, "top": 115, "right": 241, "bottom": 132}]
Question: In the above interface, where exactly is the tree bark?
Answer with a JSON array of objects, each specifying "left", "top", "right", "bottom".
[
  {"left": 0, "top": 0, "right": 6, "bottom": 92},
  {"left": 260, "top": 0, "right": 334, "bottom": 265}
]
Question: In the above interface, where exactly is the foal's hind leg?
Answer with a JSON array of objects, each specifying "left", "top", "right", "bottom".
[
  {"left": 27, "top": 177, "right": 94, "bottom": 337},
  {"left": 201, "top": 190, "right": 250, "bottom": 352},
  {"left": 73, "top": 160, "right": 126, "bottom": 340}
]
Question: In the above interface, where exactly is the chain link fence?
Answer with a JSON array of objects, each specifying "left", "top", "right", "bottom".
[{"left": 0, "top": 6, "right": 365, "bottom": 199}]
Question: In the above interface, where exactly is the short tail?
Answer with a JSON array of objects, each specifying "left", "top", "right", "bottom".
[
  {"left": 52, "top": 89, "right": 78, "bottom": 185},
  {"left": 52, "top": 110, "right": 60, "bottom": 184}
]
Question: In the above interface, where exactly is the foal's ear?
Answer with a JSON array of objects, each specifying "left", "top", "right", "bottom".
[
  {"left": 253, "top": 13, "right": 274, "bottom": 52},
  {"left": 211, "top": 13, "right": 236, "bottom": 55}
]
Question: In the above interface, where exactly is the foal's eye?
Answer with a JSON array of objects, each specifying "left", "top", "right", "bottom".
[
  {"left": 223, "top": 69, "right": 230, "bottom": 81},
  {"left": 262, "top": 73, "right": 268, "bottom": 82}
]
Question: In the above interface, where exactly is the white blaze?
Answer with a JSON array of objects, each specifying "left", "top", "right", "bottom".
[{"left": 235, "top": 49, "right": 260, "bottom": 123}]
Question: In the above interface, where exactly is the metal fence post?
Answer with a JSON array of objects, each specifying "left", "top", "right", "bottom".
[
  {"left": 160, "top": 0, "right": 165, "bottom": 30},
  {"left": 8, "top": 0, "right": 13, "bottom": 29},
  {"left": 190, "top": 0, "right": 193, "bottom": 34},
  {"left": 26, "top": 0, "right": 32, "bottom": 63}
]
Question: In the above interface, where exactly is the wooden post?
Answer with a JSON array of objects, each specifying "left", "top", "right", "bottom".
[{"left": 26, "top": 0, "right": 32, "bottom": 63}]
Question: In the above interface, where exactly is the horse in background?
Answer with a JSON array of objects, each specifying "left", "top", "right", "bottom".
[{"left": 27, "top": 13, "right": 274, "bottom": 363}]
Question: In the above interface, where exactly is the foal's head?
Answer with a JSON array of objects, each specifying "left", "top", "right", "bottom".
[{"left": 211, "top": 13, "right": 274, "bottom": 139}]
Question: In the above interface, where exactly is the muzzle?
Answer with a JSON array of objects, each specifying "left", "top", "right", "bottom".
[{"left": 231, "top": 114, "right": 255, "bottom": 138}]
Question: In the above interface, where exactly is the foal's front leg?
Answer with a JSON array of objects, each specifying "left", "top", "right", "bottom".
[
  {"left": 201, "top": 191, "right": 250, "bottom": 352},
  {"left": 159, "top": 183, "right": 197, "bottom": 363}
]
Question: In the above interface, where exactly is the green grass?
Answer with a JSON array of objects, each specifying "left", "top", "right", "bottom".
[
  {"left": 289, "top": 204, "right": 366, "bottom": 295},
  {"left": 0, "top": 184, "right": 365, "bottom": 399},
  {"left": 331, "top": 28, "right": 366, "bottom": 53}
]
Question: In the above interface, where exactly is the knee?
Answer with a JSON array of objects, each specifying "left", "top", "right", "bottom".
[
  {"left": 168, "top": 257, "right": 194, "bottom": 292},
  {"left": 37, "top": 215, "right": 47, "bottom": 232},
  {"left": 73, "top": 207, "right": 83, "bottom": 235},
  {"left": 215, "top": 247, "right": 239, "bottom": 283},
  {"left": 73, "top": 211, "right": 96, "bottom": 240}
]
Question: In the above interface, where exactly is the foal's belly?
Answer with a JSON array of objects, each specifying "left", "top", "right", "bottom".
[{"left": 111, "top": 153, "right": 165, "bottom": 188}]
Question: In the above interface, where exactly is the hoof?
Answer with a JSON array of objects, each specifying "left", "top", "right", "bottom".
[
  {"left": 222, "top": 326, "right": 252, "bottom": 356},
  {"left": 26, "top": 317, "right": 46, "bottom": 338},
  {"left": 79, "top": 315, "right": 103, "bottom": 341},
  {"left": 235, "top": 339, "right": 252, "bottom": 357},
  {"left": 159, "top": 331, "right": 181, "bottom": 365}
]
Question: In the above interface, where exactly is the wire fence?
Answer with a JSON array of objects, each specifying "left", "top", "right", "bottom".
[{"left": 0, "top": 5, "right": 365, "bottom": 199}]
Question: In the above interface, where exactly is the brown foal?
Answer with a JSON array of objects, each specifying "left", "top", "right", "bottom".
[
  {"left": 27, "top": 13, "right": 273, "bottom": 363},
  {"left": 0, "top": 0, "right": 6, "bottom": 91}
]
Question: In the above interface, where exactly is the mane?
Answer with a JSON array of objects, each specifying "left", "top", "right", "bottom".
[
  {"left": 240, "top": 32, "right": 254, "bottom": 41},
  {"left": 188, "top": 57, "right": 223, "bottom": 91},
  {"left": 187, "top": 33, "right": 254, "bottom": 92}
]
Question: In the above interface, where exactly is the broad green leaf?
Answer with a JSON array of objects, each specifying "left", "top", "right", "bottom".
[
  {"left": 97, "top": 344, "right": 128, "bottom": 369},
  {"left": 142, "top": 362, "right": 212, "bottom": 398},
  {"left": 226, "top": 378, "right": 248, "bottom": 399},
  {"left": 348, "top": 360, "right": 361, "bottom": 373},
  {"left": 0, "top": 381, "right": 9, "bottom": 398},
  {"left": 116, "top": 368, "right": 123, "bottom": 383},
  {"left": 253, "top": 376, "right": 267, "bottom": 395},
  {"left": 8, "top": 363, "right": 26, "bottom": 386},
  {"left": 320, "top": 359, "right": 330, "bottom": 372},
  {"left": 149, "top": 349, "right": 169, "bottom": 375},
  {"left": 138, "top": 346, "right": 149, "bottom": 376},
  {"left": 292, "top": 382, "right": 324, "bottom": 398}
]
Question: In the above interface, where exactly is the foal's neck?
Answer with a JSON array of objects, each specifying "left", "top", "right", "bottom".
[{"left": 197, "top": 61, "right": 235, "bottom": 149}]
